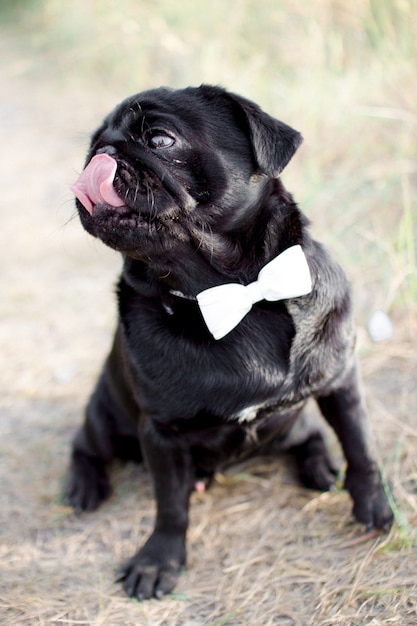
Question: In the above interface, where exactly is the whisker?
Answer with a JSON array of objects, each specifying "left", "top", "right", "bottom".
[
  {"left": 62, "top": 209, "right": 79, "bottom": 227},
  {"left": 133, "top": 181, "right": 140, "bottom": 206}
]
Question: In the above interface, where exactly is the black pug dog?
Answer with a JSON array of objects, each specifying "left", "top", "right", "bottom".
[{"left": 65, "top": 85, "right": 393, "bottom": 600}]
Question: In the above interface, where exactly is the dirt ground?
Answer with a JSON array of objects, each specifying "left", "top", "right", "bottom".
[{"left": 1, "top": 36, "right": 417, "bottom": 626}]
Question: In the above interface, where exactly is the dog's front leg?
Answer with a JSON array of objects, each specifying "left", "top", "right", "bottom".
[
  {"left": 119, "top": 418, "right": 192, "bottom": 600},
  {"left": 316, "top": 362, "right": 393, "bottom": 531}
]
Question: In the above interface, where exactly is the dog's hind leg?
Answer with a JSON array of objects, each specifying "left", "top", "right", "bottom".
[
  {"left": 257, "top": 406, "right": 339, "bottom": 491},
  {"left": 292, "top": 430, "right": 340, "bottom": 492},
  {"left": 64, "top": 372, "right": 122, "bottom": 512},
  {"left": 64, "top": 329, "right": 142, "bottom": 512},
  {"left": 283, "top": 408, "right": 339, "bottom": 492}
]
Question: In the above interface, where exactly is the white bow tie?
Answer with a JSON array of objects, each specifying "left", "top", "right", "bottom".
[{"left": 196, "top": 245, "right": 312, "bottom": 340}]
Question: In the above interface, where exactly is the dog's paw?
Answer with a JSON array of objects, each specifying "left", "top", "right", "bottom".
[
  {"left": 63, "top": 452, "right": 111, "bottom": 513},
  {"left": 299, "top": 454, "right": 339, "bottom": 492},
  {"left": 345, "top": 467, "right": 394, "bottom": 531},
  {"left": 118, "top": 531, "right": 186, "bottom": 600},
  {"left": 294, "top": 433, "right": 339, "bottom": 492}
]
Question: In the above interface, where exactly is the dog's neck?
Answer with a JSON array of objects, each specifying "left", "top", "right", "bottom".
[{"left": 122, "top": 180, "right": 308, "bottom": 299}]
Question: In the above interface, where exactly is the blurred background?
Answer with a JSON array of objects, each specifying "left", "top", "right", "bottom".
[
  {"left": 1, "top": 2, "right": 416, "bottom": 624},
  {"left": 3, "top": 0, "right": 416, "bottom": 317}
]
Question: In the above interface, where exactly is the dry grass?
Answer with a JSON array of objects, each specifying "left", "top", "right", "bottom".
[{"left": 1, "top": 2, "right": 416, "bottom": 624}]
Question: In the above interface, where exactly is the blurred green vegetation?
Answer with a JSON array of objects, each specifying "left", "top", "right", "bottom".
[{"left": 3, "top": 0, "right": 416, "bottom": 315}]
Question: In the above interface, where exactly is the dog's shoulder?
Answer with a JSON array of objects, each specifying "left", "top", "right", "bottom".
[{"left": 285, "top": 238, "right": 355, "bottom": 393}]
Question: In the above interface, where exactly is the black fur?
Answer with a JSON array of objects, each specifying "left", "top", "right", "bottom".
[{"left": 65, "top": 85, "right": 393, "bottom": 600}]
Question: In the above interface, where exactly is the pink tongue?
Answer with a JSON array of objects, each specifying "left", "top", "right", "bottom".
[{"left": 70, "top": 153, "right": 125, "bottom": 215}]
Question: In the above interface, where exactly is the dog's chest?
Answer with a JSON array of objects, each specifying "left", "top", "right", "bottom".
[{"left": 121, "top": 291, "right": 320, "bottom": 421}]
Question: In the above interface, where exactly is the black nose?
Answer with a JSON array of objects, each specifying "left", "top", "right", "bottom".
[{"left": 96, "top": 145, "right": 117, "bottom": 156}]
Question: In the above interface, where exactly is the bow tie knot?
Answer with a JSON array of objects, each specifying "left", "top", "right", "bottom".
[{"left": 196, "top": 245, "right": 312, "bottom": 340}]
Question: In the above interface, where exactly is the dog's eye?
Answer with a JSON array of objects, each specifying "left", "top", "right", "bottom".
[{"left": 148, "top": 133, "right": 175, "bottom": 149}]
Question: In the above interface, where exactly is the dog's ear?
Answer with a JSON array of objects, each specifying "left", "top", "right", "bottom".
[{"left": 230, "top": 93, "right": 303, "bottom": 177}]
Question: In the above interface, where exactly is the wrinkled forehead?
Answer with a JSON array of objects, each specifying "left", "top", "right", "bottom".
[
  {"left": 109, "top": 88, "right": 207, "bottom": 133},
  {"left": 107, "top": 87, "right": 250, "bottom": 142},
  {"left": 95, "top": 87, "right": 253, "bottom": 160}
]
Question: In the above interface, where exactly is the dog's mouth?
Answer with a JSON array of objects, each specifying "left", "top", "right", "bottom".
[
  {"left": 70, "top": 152, "right": 188, "bottom": 246},
  {"left": 71, "top": 153, "right": 125, "bottom": 215}
]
